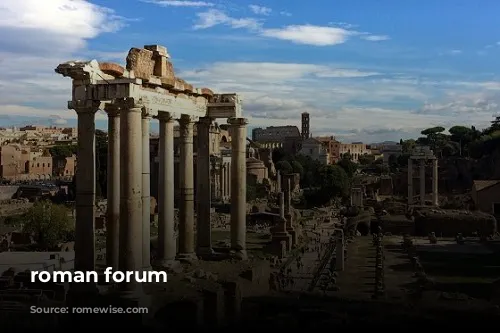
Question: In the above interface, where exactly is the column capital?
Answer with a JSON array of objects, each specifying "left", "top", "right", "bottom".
[
  {"left": 104, "top": 103, "right": 121, "bottom": 117},
  {"left": 142, "top": 108, "right": 153, "bottom": 119},
  {"left": 198, "top": 116, "right": 213, "bottom": 125},
  {"left": 156, "top": 111, "right": 174, "bottom": 122},
  {"left": 68, "top": 100, "right": 100, "bottom": 114},
  {"left": 178, "top": 114, "right": 197, "bottom": 125},
  {"left": 113, "top": 97, "right": 144, "bottom": 111},
  {"left": 227, "top": 117, "right": 248, "bottom": 126}
]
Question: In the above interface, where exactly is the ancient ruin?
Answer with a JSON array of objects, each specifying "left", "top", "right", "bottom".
[
  {"left": 408, "top": 146, "right": 438, "bottom": 207},
  {"left": 55, "top": 45, "right": 248, "bottom": 295}
]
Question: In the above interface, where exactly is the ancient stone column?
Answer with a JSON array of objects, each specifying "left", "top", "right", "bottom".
[
  {"left": 432, "top": 158, "right": 439, "bottom": 206},
  {"left": 276, "top": 170, "right": 281, "bottom": 192},
  {"left": 419, "top": 160, "right": 425, "bottom": 205},
  {"left": 407, "top": 158, "right": 413, "bottom": 205},
  {"left": 141, "top": 111, "right": 151, "bottom": 270},
  {"left": 196, "top": 117, "right": 213, "bottom": 256},
  {"left": 177, "top": 115, "right": 197, "bottom": 261},
  {"left": 71, "top": 100, "right": 99, "bottom": 280},
  {"left": 219, "top": 165, "right": 224, "bottom": 200},
  {"left": 225, "top": 163, "right": 230, "bottom": 201},
  {"left": 284, "top": 178, "right": 292, "bottom": 223},
  {"left": 224, "top": 163, "right": 229, "bottom": 201},
  {"left": 284, "top": 177, "right": 297, "bottom": 243},
  {"left": 156, "top": 112, "right": 177, "bottom": 267},
  {"left": 228, "top": 118, "right": 248, "bottom": 260},
  {"left": 118, "top": 99, "right": 143, "bottom": 293},
  {"left": 279, "top": 192, "right": 285, "bottom": 222},
  {"left": 105, "top": 103, "right": 120, "bottom": 270}
]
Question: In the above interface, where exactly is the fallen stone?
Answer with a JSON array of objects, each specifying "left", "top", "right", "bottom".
[{"left": 99, "top": 62, "right": 125, "bottom": 77}]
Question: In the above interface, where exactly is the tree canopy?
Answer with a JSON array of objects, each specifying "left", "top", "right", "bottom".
[{"left": 22, "top": 201, "right": 74, "bottom": 249}]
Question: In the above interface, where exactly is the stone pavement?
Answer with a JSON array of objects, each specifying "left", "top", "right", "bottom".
[
  {"left": 334, "top": 236, "right": 377, "bottom": 300},
  {"left": 280, "top": 220, "right": 338, "bottom": 293}
]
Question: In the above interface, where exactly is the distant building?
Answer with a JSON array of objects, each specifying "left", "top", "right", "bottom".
[
  {"left": 381, "top": 143, "right": 403, "bottom": 164},
  {"left": 252, "top": 125, "right": 301, "bottom": 142},
  {"left": 471, "top": 180, "right": 500, "bottom": 215},
  {"left": 53, "top": 155, "right": 77, "bottom": 179},
  {"left": 314, "top": 136, "right": 341, "bottom": 164},
  {"left": 299, "top": 137, "right": 328, "bottom": 164},
  {"left": 251, "top": 125, "right": 302, "bottom": 155},
  {"left": 339, "top": 142, "right": 369, "bottom": 163},
  {"left": 301, "top": 112, "right": 310, "bottom": 139}
]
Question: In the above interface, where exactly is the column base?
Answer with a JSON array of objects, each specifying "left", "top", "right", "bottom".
[
  {"left": 196, "top": 246, "right": 215, "bottom": 258},
  {"left": 176, "top": 252, "right": 198, "bottom": 263},
  {"left": 230, "top": 249, "right": 247, "bottom": 260}
]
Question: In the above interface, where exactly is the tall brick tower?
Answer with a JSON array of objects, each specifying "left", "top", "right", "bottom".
[{"left": 301, "top": 112, "right": 310, "bottom": 139}]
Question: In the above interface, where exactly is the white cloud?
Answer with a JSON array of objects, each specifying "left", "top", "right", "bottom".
[
  {"left": 280, "top": 11, "right": 292, "bottom": 17},
  {"left": 193, "top": 9, "right": 261, "bottom": 30},
  {"left": 261, "top": 25, "right": 352, "bottom": 46},
  {"left": 178, "top": 61, "right": 498, "bottom": 142},
  {"left": 249, "top": 5, "right": 271, "bottom": 16},
  {"left": 361, "top": 35, "right": 390, "bottom": 41},
  {"left": 179, "top": 62, "right": 379, "bottom": 83},
  {"left": 141, "top": 0, "right": 214, "bottom": 7},
  {"left": 0, "top": 0, "right": 127, "bottom": 123},
  {"left": 417, "top": 92, "right": 500, "bottom": 116},
  {"left": 191, "top": 9, "right": 389, "bottom": 46},
  {"left": 0, "top": 0, "right": 126, "bottom": 54}
]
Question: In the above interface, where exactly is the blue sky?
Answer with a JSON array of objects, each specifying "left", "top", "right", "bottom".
[{"left": 1, "top": 0, "right": 500, "bottom": 143}]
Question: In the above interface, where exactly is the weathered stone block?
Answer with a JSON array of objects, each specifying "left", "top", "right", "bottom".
[
  {"left": 98, "top": 62, "right": 125, "bottom": 77},
  {"left": 160, "top": 76, "right": 175, "bottom": 88},
  {"left": 126, "top": 48, "right": 154, "bottom": 80},
  {"left": 201, "top": 88, "right": 214, "bottom": 96},
  {"left": 172, "top": 78, "right": 185, "bottom": 91},
  {"left": 144, "top": 44, "right": 169, "bottom": 57},
  {"left": 172, "top": 78, "right": 194, "bottom": 93}
]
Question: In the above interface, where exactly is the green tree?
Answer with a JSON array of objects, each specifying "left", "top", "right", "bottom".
[
  {"left": 358, "top": 153, "right": 375, "bottom": 165},
  {"left": 22, "top": 201, "right": 74, "bottom": 249},
  {"left": 290, "top": 160, "right": 304, "bottom": 175},
  {"left": 319, "top": 165, "right": 349, "bottom": 198},
  {"left": 337, "top": 155, "right": 357, "bottom": 178},
  {"left": 275, "top": 160, "right": 293, "bottom": 174},
  {"left": 271, "top": 148, "right": 286, "bottom": 165},
  {"left": 49, "top": 144, "right": 77, "bottom": 157},
  {"left": 417, "top": 126, "right": 449, "bottom": 155},
  {"left": 401, "top": 139, "right": 416, "bottom": 154}
]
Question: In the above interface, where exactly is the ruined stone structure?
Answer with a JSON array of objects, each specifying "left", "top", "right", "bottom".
[
  {"left": 55, "top": 45, "right": 248, "bottom": 296},
  {"left": 408, "top": 146, "right": 438, "bottom": 207},
  {"left": 350, "top": 186, "right": 363, "bottom": 207}
]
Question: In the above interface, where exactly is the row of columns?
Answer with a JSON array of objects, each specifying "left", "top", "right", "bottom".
[
  {"left": 407, "top": 158, "right": 439, "bottom": 206},
  {"left": 71, "top": 98, "right": 249, "bottom": 295}
]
